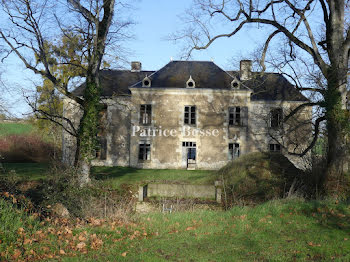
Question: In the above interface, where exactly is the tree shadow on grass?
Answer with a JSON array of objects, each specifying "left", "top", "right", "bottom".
[
  {"left": 301, "top": 201, "right": 350, "bottom": 234},
  {"left": 92, "top": 166, "right": 139, "bottom": 181}
]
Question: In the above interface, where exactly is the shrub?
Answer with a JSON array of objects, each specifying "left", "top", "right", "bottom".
[
  {"left": 0, "top": 134, "right": 58, "bottom": 163},
  {"left": 26, "top": 164, "right": 136, "bottom": 220},
  {"left": 218, "top": 152, "right": 304, "bottom": 207}
]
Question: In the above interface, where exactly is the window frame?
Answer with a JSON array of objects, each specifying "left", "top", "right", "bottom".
[
  {"left": 269, "top": 108, "right": 283, "bottom": 128},
  {"left": 184, "top": 106, "right": 196, "bottom": 125},
  {"left": 228, "top": 107, "right": 242, "bottom": 126},
  {"left": 138, "top": 142, "right": 151, "bottom": 161},
  {"left": 269, "top": 143, "right": 281, "bottom": 153},
  {"left": 139, "top": 104, "right": 152, "bottom": 125},
  {"left": 228, "top": 143, "right": 240, "bottom": 160}
]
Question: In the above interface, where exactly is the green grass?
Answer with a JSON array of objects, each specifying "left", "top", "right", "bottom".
[
  {"left": 1, "top": 164, "right": 216, "bottom": 187},
  {"left": 64, "top": 199, "right": 350, "bottom": 261},
  {"left": 0, "top": 122, "right": 33, "bottom": 136},
  {"left": 92, "top": 166, "right": 217, "bottom": 189},
  {"left": 1, "top": 163, "right": 50, "bottom": 181},
  {"left": 0, "top": 198, "right": 41, "bottom": 247},
  {"left": 1, "top": 195, "right": 350, "bottom": 261}
]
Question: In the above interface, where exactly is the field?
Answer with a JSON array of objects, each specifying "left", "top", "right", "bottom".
[
  {"left": 0, "top": 195, "right": 349, "bottom": 261},
  {"left": 1, "top": 164, "right": 216, "bottom": 188},
  {"left": 93, "top": 166, "right": 216, "bottom": 188},
  {"left": 0, "top": 122, "right": 33, "bottom": 136},
  {"left": 1, "top": 164, "right": 349, "bottom": 261}
]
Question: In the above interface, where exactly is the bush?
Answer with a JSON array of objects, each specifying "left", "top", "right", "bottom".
[
  {"left": 26, "top": 164, "right": 136, "bottom": 220},
  {"left": 0, "top": 134, "right": 58, "bottom": 163},
  {"left": 218, "top": 152, "right": 304, "bottom": 206}
]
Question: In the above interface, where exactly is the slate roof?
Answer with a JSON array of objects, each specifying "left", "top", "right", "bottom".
[
  {"left": 131, "top": 61, "right": 248, "bottom": 90},
  {"left": 73, "top": 61, "right": 308, "bottom": 101},
  {"left": 228, "top": 71, "right": 308, "bottom": 101},
  {"left": 72, "top": 69, "right": 154, "bottom": 96}
]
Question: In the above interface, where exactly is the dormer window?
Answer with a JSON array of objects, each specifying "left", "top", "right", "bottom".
[
  {"left": 231, "top": 77, "right": 240, "bottom": 89},
  {"left": 186, "top": 75, "right": 195, "bottom": 88},
  {"left": 142, "top": 76, "right": 151, "bottom": 87}
]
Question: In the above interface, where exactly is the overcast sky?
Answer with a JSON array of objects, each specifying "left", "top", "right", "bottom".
[{"left": 1, "top": 0, "right": 265, "bottom": 117}]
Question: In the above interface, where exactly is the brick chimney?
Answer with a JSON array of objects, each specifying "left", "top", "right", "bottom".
[
  {"left": 240, "top": 60, "right": 252, "bottom": 80},
  {"left": 131, "top": 61, "right": 142, "bottom": 72}
]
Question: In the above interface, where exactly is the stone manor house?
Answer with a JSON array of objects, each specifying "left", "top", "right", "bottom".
[{"left": 62, "top": 60, "right": 312, "bottom": 170}]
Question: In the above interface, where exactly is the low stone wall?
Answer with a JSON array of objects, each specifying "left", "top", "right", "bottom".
[{"left": 138, "top": 182, "right": 222, "bottom": 203}]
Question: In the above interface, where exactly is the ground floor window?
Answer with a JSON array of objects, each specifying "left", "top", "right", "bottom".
[
  {"left": 229, "top": 143, "right": 240, "bottom": 160},
  {"left": 139, "top": 142, "right": 151, "bottom": 161},
  {"left": 95, "top": 136, "right": 107, "bottom": 160},
  {"left": 269, "top": 143, "right": 281, "bottom": 152}
]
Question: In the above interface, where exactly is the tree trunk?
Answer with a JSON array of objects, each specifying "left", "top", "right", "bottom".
[
  {"left": 74, "top": 76, "right": 101, "bottom": 186},
  {"left": 324, "top": 71, "right": 349, "bottom": 194}
]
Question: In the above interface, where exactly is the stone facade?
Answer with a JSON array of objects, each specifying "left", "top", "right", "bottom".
[{"left": 62, "top": 61, "right": 312, "bottom": 170}]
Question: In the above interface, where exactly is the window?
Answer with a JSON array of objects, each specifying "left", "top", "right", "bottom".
[
  {"left": 182, "top": 142, "right": 196, "bottom": 147},
  {"left": 229, "top": 107, "right": 241, "bottom": 126},
  {"left": 184, "top": 106, "right": 196, "bottom": 125},
  {"left": 182, "top": 141, "right": 197, "bottom": 163},
  {"left": 96, "top": 137, "right": 107, "bottom": 160},
  {"left": 269, "top": 143, "right": 281, "bottom": 153},
  {"left": 229, "top": 143, "right": 240, "bottom": 160},
  {"left": 270, "top": 108, "right": 283, "bottom": 128},
  {"left": 187, "top": 148, "right": 196, "bottom": 160},
  {"left": 140, "top": 104, "right": 152, "bottom": 125},
  {"left": 138, "top": 142, "right": 151, "bottom": 161}
]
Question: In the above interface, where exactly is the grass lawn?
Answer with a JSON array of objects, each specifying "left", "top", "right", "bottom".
[
  {"left": 93, "top": 166, "right": 217, "bottom": 188},
  {"left": 1, "top": 198, "right": 349, "bottom": 261},
  {"left": 0, "top": 122, "right": 33, "bottom": 136},
  {"left": 1, "top": 163, "right": 50, "bottom": 181},
  {"left": 1, "top": 163, "right": 217, "bottom": 188}
]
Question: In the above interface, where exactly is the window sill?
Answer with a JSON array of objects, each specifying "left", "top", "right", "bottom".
[{"left": 138, "top": 160, "right": 151, "bottom": 163}]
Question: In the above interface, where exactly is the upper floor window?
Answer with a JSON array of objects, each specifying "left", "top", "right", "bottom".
[
  {"left": 229, "top": 143, "right": 240, "bottom": 160},
  {"left": 140, "top": 104, "right": 152, "bottom": 125},
  {"left": 269, "top": 143, "right": 281, "bottom": 153},
  {"left": 229, "top": 107, "right": 241, "bottom": 126},
  {"left": 138, "top": 142, "right": 151, "bottom": 161},
  {"left": 270, "top": 108, "right": 283, "bottom": 128},
  {"left": 184, "top": 106, "right": 196, "bottom": 125},
  {"left": 229, "top": 106, "right": 248, "bottom": 126}
]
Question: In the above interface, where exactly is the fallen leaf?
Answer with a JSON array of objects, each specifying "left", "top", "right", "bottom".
[
  {"left": 308, "top": 242, "right": 321, "bottom": 247},
  {"left": 59, "top": 249, "right": 66, "bottom": 255},
  {"left": 78, "top": 235, "right": 86, "bottom": 241},
  {"left": 76, "top": 242, "right": 86, "bottom": 249},
  {"left": 12, "top": 249, "right": 21, "bottom": 259},
  {"left": 121, "top": 252, "right": 127, "bottom": 257}
]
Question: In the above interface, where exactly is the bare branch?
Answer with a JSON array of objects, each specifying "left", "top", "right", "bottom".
[{"left": 288, "top": 116, "right": 326, "bottom": 157}]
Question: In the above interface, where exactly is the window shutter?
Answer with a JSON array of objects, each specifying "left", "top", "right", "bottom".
[{"left": 241, "top": 106, "right": 248, "bottom": 126}]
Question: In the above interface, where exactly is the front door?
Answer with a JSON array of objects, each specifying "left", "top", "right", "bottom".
[
  {"left": 182, "top": 141, "right": 196, "bottom": 169},
  {"left": 187, "top": 147, "right": 196, "bottom": 167}
]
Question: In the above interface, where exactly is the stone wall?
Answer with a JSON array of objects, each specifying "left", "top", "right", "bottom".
[
  {"left": 62, "top": 88, "right": 312, "bottom": 170},
  {"left": 146, "top": 184, "right": 216, "bottom": 199},
  {"left": 62, "top": 96, "right": 132, "bottom": 167}
]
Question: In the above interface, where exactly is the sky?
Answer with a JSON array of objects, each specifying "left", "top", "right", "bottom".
[{"left": 1, "top": 0, "right": 265, "bottom": 118}]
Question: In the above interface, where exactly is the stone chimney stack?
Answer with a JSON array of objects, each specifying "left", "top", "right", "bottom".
[
  {"left": 240, "top": 60, "right": 252, "bottom": 80},
  {"left": 131, "top": 61, "right": 142, "bottom": 72}
]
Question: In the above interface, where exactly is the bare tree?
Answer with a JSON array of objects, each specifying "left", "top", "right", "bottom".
[
  {"left": 0, "top": 0, "right": 132, "bottom": 185},
  {"left": 176, "top": 0, "right": 350, "bottom": 181}
]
